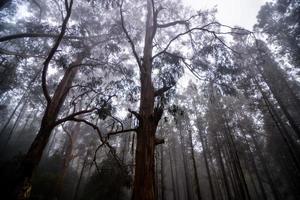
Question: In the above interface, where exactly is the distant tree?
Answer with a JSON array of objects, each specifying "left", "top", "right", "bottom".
[{"left": 255, "top": 0, "right": 300, "bottom": 68}]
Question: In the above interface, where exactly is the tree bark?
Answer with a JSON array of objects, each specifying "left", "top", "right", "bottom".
[
  {"left": 131, "top": 1, "right": 163, "bottom": 199},
  {"left": 12, "top": 56, "right": 83, "bottom": 200}
]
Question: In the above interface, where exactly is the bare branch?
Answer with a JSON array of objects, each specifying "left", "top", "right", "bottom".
[
  {"left": 154, "top": 85, "right": 173, "bottom": 97},
  {"left": 120, "top": 0, "right": 142, "bottom": 69},
  {"left": 42, "top": 0, "right": 73, "bottom": 104},
  {"left": 108, "top": 128, "right": 137, "bottom": 137},
  {"left": 157, "top": 20, "right": 188, "bottom": 28},
  {"left": 153, "top": 22, "right": 243, "bottom": 59},
  {"left": 128, "top": 109, "right": 141, "bottom": 121},
  {"left": 54, "top": 108, "right": 96, "bottom": 126},
  {"left": 152, "top": 22, "right": 217, "bottom": 59},
  {"left": 69, "top": 118, "right": 104, "bottom": 141}
]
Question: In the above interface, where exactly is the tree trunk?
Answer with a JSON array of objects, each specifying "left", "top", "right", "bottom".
[
  {"left": 55, "top": 121, "right": 80, "bottom": 199},
  {"left": 254, "top": 77, "right": 300, "bottom": 170},
  {"left": 73, "top": 152, "right": 88, "bottom": 200},
  {"left": 160, "top": 133, "right": 165, "bottom": 200},
  {"left": 223, "top": 118, "right": 251, "bottom": 200},
  {"left": 0, "top": 95, "right": 24, "bottom": 136},
  {"left": 12, "top": 60, "right": 81, "bottom": 200},
  {"left": 131, "top": 0, "right": 162, "bottom": 198},
  {"left": 1, "top": 100, "right": 27, "bottom": 154},
  {"left": 198, "top": 128, "right": 216, "bottom": 200},
  {"left": 178, "top": 123, "right": 193, "bottom": 200},
  {"left": 215, "top": 133, "right": 232, "bottom": 200},
  {"left": 255, "top": 45, "right": 300, "bottom": 138},
  {"left": 249, "top": 131, "right": 282, "bottom": 200},
  {"left": 132, "top": 122, "right": 156, "bottom": 200},
  {"left": 168, "top": 148, "right": 178, "bottom": 200},
  {"left": 239, "top": 127, "right": 268, "bottom": 200},
  {"left": 188, "top": 129, "right": 202, "bottom": 200}
]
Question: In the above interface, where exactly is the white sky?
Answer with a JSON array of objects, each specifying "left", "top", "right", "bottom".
[{"left": 185, "top": 0, "right": 268, "bottom": 30}]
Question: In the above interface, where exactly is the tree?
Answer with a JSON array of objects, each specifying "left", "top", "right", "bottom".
[{"left": 255, "top": 0, "right": 300, "bottom": 68}]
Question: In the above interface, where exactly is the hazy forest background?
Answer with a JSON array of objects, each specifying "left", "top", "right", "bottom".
[{"left": 0, "top": 0, "right": 299, "bottom": 200}]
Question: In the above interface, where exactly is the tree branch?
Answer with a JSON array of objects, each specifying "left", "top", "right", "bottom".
[
  {"left": 54, "top": 108, "right": 96, "bottom": 126},
  {"left": 0, "top": 33, "right": 89, "bottom": 43},
  {"left": 128, "top": 109, "right": 141, "bottom": 121},
  {"left": 120, "top": 0, "right": 142, "bottom": 69},
  {"left": 108, "top": 128, "right": 137, "bottom": 137},
  {"left": 153, "top": 22, "right": 243, "bottom": 59},
  {"left": 42, "top": 0, "right": 73, "bottom": 104},
  {"left": 157, "top": 20, "right": 188, "bottom": 28},
  {"left": 154, "top": 85, "right": 173, "bottom": 97},
  {"left": 152, "top": 22, "right": 217, "bottom": 59}
]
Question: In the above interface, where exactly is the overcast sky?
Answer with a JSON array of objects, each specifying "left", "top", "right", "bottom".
[{"left": 185, "top": 0, "right": 268, "bottom": 30}]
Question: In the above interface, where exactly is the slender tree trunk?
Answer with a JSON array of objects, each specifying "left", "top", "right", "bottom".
[
  {"left": 188, "top": 130, "right": 202, "bottom": 200},
  {"left": 222, "top": 139, "right": 240, "bottom": 199},
  {"left": 240, "top": 128, "right": 268, "bottom": 200},
  {"left": 223, "top": 118, "right": 251, "bottom": 200},
  {"left": 198, "top": 128, "right": 216, "bottom": 200},
  {"left": 73, "top": 152, "right": 88, "bottom": 200},
  {"left": 255, "top": 49, "right": 300, "bottom": 138},
  {"left": 55, "top": 121, "right": 81, "bottom": 200},
  {"left": 249, "top": 131, "right": 282, "bottom": 200},
  {"left": 215, "top": 133, "right": 232, "bottom": 200},
  {"left": 254, "top": 77, "right": 300, "bottom": 170},
  {"left": 178, "top": 123, "right": 193, "bottom": 200},
  {"left": 0, "top": 95, "right": 24, "bottom": 136},
  {"left": 168, "top": 148, "right": 178, "bottom": 200},
  {"left": 11, "top": 110, "right": 36, "bottom": 147},
  {"left": 160, "top": 134, "right": 165, "bottom": 200},
  {"left": 1, "top": 101, "right": 27, "bottom": 153},
  {"left": 172, "top": 139, "right": 182, "bottom": 200}
]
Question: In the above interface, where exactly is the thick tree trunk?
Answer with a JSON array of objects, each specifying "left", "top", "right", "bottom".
[
  {"left": 131, "top": 0, "right": 159, "bottom": 198},
  {"left": 12, "top": 63, "right": 80, "bottom": 200},
  {"left": 132, "top": 122, "right": 156, "bottom": 200},
  {"left": 13, "top": 122, "right": 53, "bottom": 200}
]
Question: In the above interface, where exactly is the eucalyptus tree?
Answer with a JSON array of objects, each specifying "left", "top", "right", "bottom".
[
  {"left": 0, "top": 0, "right": 131, "bottom": 199},
  {"left": 255, "top": 0, "right": 300, "bottom": 68},
  {"left": 116, "top": 0, "right": 249, "bottom": 198}
]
